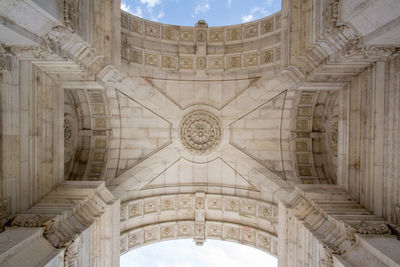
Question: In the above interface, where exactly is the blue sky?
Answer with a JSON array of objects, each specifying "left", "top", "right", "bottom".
[
  {"left": 120, "top": 239, "right": 278, "bottom": 267},
  {"left": 121, "top": 0, "right": 281, "bottom": 26}
]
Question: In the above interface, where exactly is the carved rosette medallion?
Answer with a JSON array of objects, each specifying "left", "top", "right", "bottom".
[{"left": 179, "top": 110, "right": 222, "bottom": 154}]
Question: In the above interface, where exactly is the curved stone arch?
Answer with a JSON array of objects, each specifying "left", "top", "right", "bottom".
[
  {"left": 120, "top": 11, "right": 281, "bottom": 73},
  {"left": 63, "top": 87, "right": 111, "bottom": 181},
  {"left": 120, "top": 221, "right": 278, "bottom": 257},
  {"left": 291, "top": 90, "right": 340, "bottom": 184},
  {"left": 120, "top": 193, "right": 278, "bottom": 256},
  {"left": 64, "top": 89, "right": 83, "bottom": 179}
]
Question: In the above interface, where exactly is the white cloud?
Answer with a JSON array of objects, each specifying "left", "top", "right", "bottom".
[
  {"left": 193, "top": 0, "right": 210, "bottom": 16},
  {"left": 241, "top": 14, "right": 254, "bottom": 22},
  {"left": 241, "top": 0, "right": 277, "bottom": 21},
  {"left": 132, "top": 6, "right": 143, "bottom": 17},
  {"left": 121, "top": 239, "right": 277, "bottom": 267},
  {"left": 121, "top": 2, "right": 133, "bottom": 13},
  {"left": 151, "top": 11, "right": 165, "bottom": 21},
  {"left": 141, "top": 0, "right": 162, "bottom": 10},
  {"left": 227, "top": 0, "right": 232, "bottom": 8},
  {"left": 250, "top": 6, "right": 268, "bottom": 16},
  {"left": 121, "top": 2, "right": 143, "bottom": 17}
]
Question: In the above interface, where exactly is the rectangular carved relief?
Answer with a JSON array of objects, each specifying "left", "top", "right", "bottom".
[
  {"left": 130, "top": 19, "right": 143, "bottom": 34},
  {"left": 261, "top": 49, "right": 274, "bottom": 64},
  {"left": 145, "top": 53, "right": 160, "bottom": 67},
  {"left": 226, "top": 27, "right": 242, "bottom": 41},
  {"left": 179, "top": 57, "right": 194, "bottom": 70},
  {"left": 244, "top": 52, "right": 258, "bottom": 67},
  {"left": 162, "top": 26, "right": 178, "bottom": 41},
  {"left": 162, "top": 55, "right": 177, "bottom": 68},
  {"left": 261, "top": 18, "right": 274, "bottom": 34},
  {"left": 180, "top": 29, "right": 195, "bottom": 42},
  {"left": 226, "top": 55, "right": 242, "bottom": 69},
  {"left": 244, "top": 23, "right": 258, "bottom": 39},
  {"left": 145, "top": 23, "right": 159, "bottom": 38},
  {"left": 130, "top": 48, "right": 143, "bottom": 64},
  {"left": 208, "top": 29, "right": 224, "bottom": 43},
  {"left": 208, "top": 56, "right": 224, "bottom": 70}
]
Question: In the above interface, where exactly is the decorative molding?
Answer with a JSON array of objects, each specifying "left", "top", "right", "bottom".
[
  {"left": 343, "top": 35, "right": 400, "bottom": 59},
  {"left": 121, "top": 193, "right": 276, "bottom": 224}
]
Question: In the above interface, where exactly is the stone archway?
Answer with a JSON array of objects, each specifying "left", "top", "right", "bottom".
[{"left": 120, "top": 192, "right": 278, "bottom": 257}]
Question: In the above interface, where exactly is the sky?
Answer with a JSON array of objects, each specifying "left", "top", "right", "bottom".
[
  {"left": 120, "top": 239, "right": 278, "bottom": 267},
  {"left": 121, "top": 0, "right": 281, "bottom": 26}
]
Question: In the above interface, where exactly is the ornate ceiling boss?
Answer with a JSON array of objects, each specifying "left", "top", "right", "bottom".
[{"left": 179, "top": 110, "right": 223, "bottom": 155}]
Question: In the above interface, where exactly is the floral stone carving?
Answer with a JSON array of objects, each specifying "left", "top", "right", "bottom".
[{"left": 179, "top": 110, "right": 222, "bottom": 154}]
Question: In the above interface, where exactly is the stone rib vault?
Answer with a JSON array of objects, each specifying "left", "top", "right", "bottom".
[{"left": 0, "top": 0, "right": 400, "bottom": 266}]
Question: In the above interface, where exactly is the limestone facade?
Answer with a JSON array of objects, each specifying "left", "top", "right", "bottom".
[{"left": 0, "top": 0, "right": 400, "bottom": 266}]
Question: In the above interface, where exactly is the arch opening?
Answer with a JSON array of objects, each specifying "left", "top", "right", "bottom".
[{"left": 120, "top": 239, "right": 278, "bottom": 267}]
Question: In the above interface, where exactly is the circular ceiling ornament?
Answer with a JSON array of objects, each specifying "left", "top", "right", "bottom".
[{"left": 180, "top": 110, "right": 222, "bottom": 155}]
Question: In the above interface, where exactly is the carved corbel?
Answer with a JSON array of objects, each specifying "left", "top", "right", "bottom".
[{"left": 344, "top": 35, "right": 399, "bottom": 59}]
